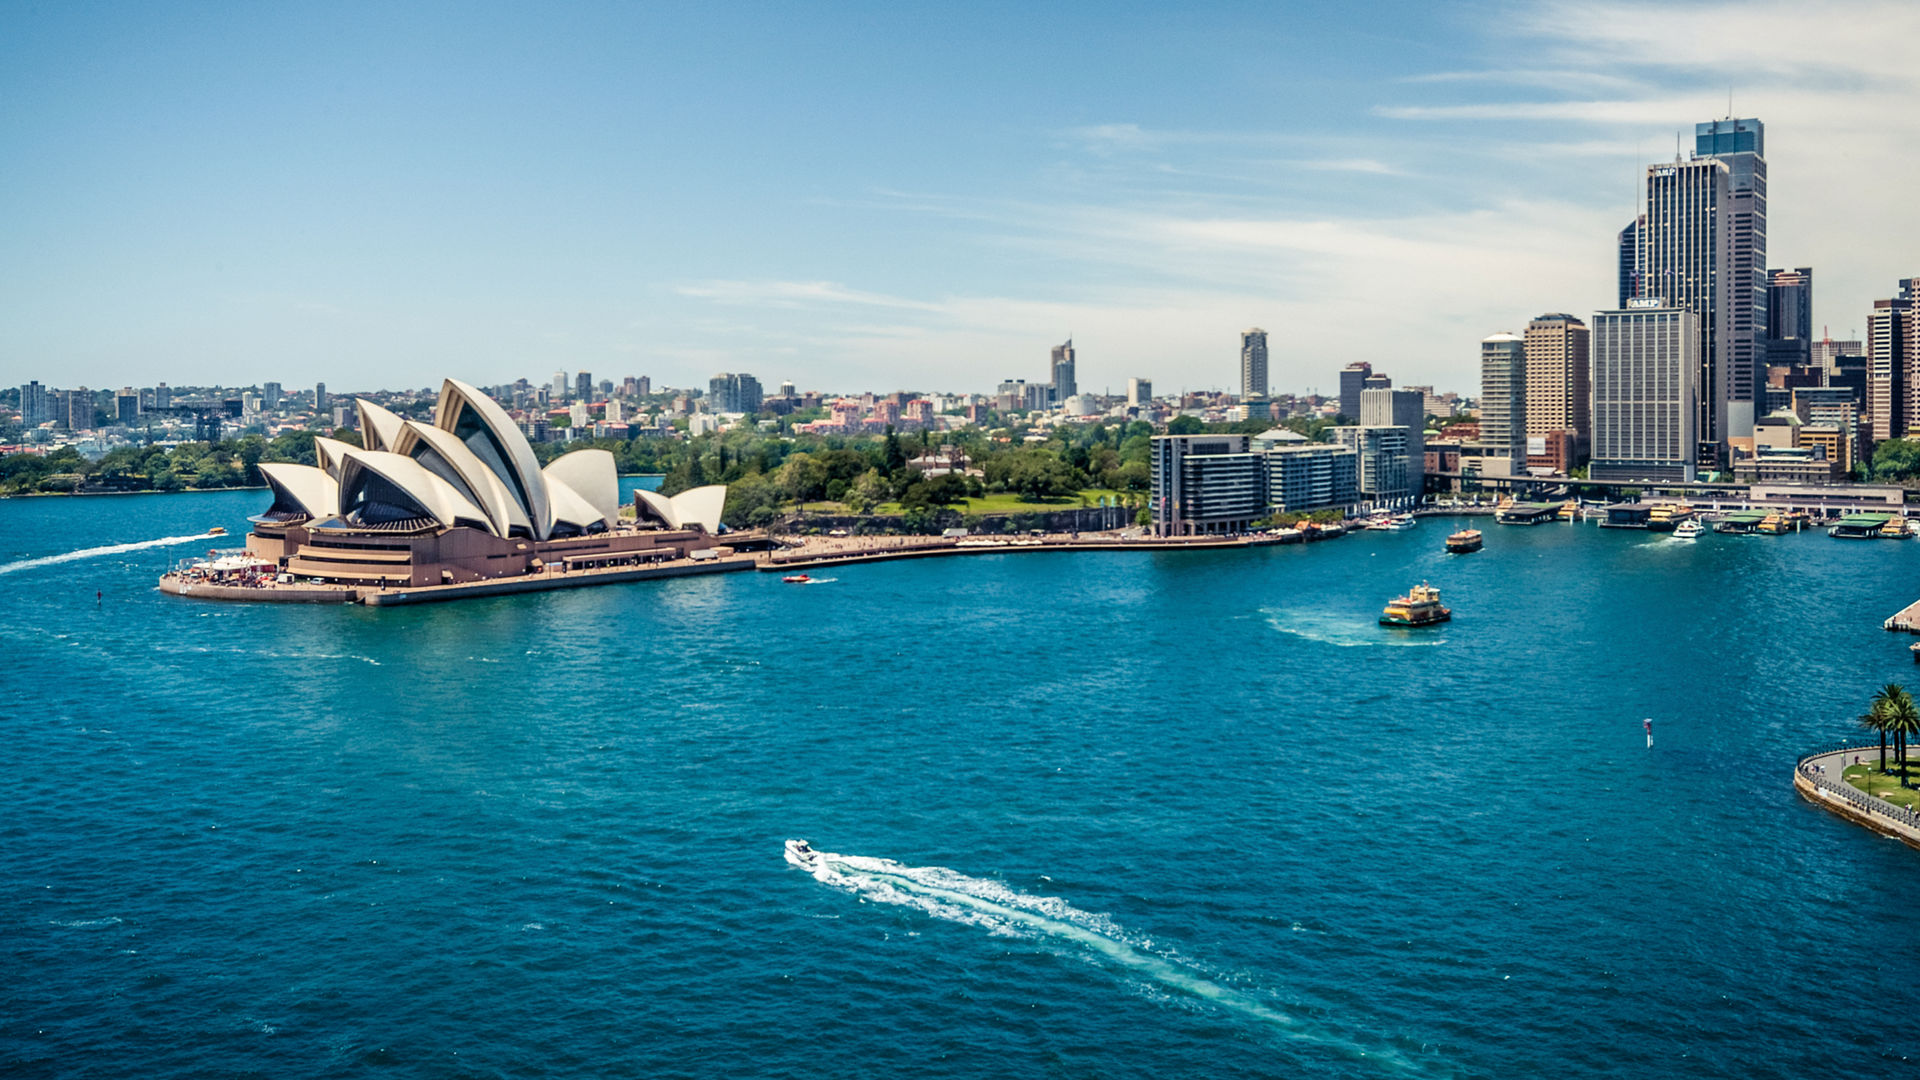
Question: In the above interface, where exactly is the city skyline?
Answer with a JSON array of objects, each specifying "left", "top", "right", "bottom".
[{"left": 3, "top": 2, "right": 1918, "bottom": 396}]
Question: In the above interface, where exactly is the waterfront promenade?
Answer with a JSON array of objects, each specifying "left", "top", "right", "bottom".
[{"left": 1794, "top": 746, "right": 1920, "bottom": 848}]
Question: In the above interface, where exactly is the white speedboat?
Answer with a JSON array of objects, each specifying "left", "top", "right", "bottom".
[
  {"left": 1673, "top": 519, "right": 1706, "bottom": 540},
  {"left": 784, "top": 838, "right": 820, "bottom": 869}
]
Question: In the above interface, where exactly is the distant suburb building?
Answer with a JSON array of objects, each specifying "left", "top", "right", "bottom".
[{"left": 1591, "top": 303, "right": 1699, "bottom": 482}]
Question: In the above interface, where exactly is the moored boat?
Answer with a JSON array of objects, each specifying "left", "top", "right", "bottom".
[
  {"left": 1445, "top": 529, "right": 1483, "bottom": 553},
  {"left": 1381, "top": 583, "right": 1451, "bottom": 627}
]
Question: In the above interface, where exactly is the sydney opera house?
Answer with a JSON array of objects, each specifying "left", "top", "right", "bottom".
[{"left": 234, "top": 378, "right": 732, "bottom": 590}]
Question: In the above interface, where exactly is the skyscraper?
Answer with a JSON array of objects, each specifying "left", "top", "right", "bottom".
[
  {"left": 552, "top": 371, "right": 568, "bottom": 400},
  {"left": 1639, "top": 154, "right": 1733, "bottom": 464},
  {"left": 576, "top": 371, "right": 593, "bottom": 402},
  {"left": 1338, "top": 362, "right": 1372, "bottom": 421},
  {"left": 1694, "top": 117, "right": 1768, "bottom": 438},
  {"left": 1868, "top": 279, "right": 1920, "bottom": 441},
  {"left": 1050, "top": 339, "right": 1076, "bottom": 402},
  {"left": 1591, "top": 302, "right": 1699, "bottom": 482},
  {"left": 1617, "top": 218, "right": 1642, "bottom": 308},
  {"left": 1478, "top": 333, "right": 1526, "bottom": 477},
  {"left": 1240, "top": 328, "right": 1269, "bottom": 400},
  {"left": 262, "top": 381, "right": 283, "bottom": 409},
  {"left": 1127, "top": 377, "right": 1152, "bottom": 407},
  {"left": 1765, "top": 268, "right": 1814, "bottom": 368},
  {"left": 1523, "top": 313, "right": 1591, "bottom": 468},
  {"left": 314, "top": 382, "right": 328, "bottom": 414},
  {"left": 708, "top": 372, "right": 763, "bottom": 414}
]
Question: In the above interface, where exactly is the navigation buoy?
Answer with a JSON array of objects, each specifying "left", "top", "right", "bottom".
[{"left": 1644, "top": 718, "right": 1653, "bottom": 749}]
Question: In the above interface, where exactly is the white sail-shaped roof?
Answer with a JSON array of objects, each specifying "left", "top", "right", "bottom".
[
  {"left": 391, "top": 420, "right": 533, "bottom": 539},
  {"left": 313, "top": 436, "right": 356, "bottom": 480},
  {"left": 336, "top": 450, "right": 493, "bottom": 532},
  {"left": 542, "top": 450, "right": 620, "bottom": 524},
  {"left": 356, "top": 400, "right": 407, "bottom": 453},
  {"left": 546, "top": 477, "right": 612, "bottom": 534},
  {"left": 257, "top": 463, "right": 338, "bottom": 519},
  {"left": 635, "top": 484, "right": 727, "bottom": 533},
  {"left": 434, "top": 379, "right": 552, "bottom": 539}
]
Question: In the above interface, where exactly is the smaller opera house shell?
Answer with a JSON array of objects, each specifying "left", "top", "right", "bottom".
[{"left": 247, "top": 379, "right": 728, "bottom": 588}]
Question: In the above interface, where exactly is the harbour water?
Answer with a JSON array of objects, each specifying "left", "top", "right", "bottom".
[{"left": 5, "top": 491, "right": 1920, "bottom": 1077}]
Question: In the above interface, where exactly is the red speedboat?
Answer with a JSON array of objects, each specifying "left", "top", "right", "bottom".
[{"left": 783, "top": 573, "right": 811, "bottom": 584}]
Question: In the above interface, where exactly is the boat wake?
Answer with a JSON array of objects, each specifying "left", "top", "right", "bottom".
[
  {"left": 0, "top": 533, "right": 221, "bottom": 577},
  {"left": 793, "top": 845, "right": 1421, "bottom": 1072},
  {"left": 1265, "top": 610, "right": 1444, "bottom": 648}
]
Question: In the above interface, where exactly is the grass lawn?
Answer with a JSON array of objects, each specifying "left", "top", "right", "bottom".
[
  {"left": 797, "top": 489, "right": 1134, "bottom": 517},
  {"left": 1842, "top": 763, "right": 1920, "bottom": 810}
]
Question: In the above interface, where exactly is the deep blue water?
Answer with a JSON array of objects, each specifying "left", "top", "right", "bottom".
[{"left": 5, "top": 490, "right": 1920, "bottom": 1078}]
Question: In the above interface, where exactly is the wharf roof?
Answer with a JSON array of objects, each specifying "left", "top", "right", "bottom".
[
  {"left": 1837, "top": 512, "right": 1894, "bottom": 526},
  {"left": 1722, "top": 509, "right": 1771, "bottom": 523}
]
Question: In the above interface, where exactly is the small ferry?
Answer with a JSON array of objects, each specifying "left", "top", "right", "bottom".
[
  {"left": 1557, "top": 500, "right": 1580, "bottom": 522},
  {"left": 1380, "top": 513, "right": 1417, "bottom": 531},
  {"left": 1672, "top": 519, "right": 1706, "bottom": 540},
  {"left": 784, "top": 838, "right": 820, "bottom": 869},
  {"left": 1381, "top": 583, "right": 1451, "bottom": 627},
  {"left": 1445, "top": 529, "right": 1483, "bottom": 553},
  {"left": 1756, "top": 512, "right": 1789, "bottom": 535},
  {"left": 782, "top": 573, "right": 812, "bottom": 584},
  {"left": 208, "top": 525, "right": 227, "bottom": 535},
  {"left": 1884, "top": 516, "right": 1914, "bottom": 540}
]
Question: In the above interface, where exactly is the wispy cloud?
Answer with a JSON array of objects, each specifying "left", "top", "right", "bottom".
[{"left": 673, "top": 280, "right": 943, "bottom": 312}]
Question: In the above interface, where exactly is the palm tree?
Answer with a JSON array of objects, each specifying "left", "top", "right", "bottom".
[
  {"left": 1868, "top": 683, "right": 1906, "bottom": 774},
  {"left": 1887, "top": 688, "right": 1920, "bottom": 787}
]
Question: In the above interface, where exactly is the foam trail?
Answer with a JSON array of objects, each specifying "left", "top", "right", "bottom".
[
  {"left": 801, "top": 848, "right": 1420, "bottom": 1073},
  {"left": 0, "top": 533, "right": 220, "bottom": 577}
]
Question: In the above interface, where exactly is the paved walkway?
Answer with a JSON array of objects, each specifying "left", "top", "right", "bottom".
[{"left": 1795, "top": 747, "right": 1920, "bottom": 847}]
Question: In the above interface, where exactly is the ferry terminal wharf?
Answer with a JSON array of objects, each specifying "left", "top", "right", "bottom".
[{"left": 756, "top": 529, "right": 1314, "bottom": 572}]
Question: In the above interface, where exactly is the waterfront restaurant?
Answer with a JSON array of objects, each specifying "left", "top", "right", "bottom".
[{"left": 239, "top": 378, "right": 730, "bottom": 589}]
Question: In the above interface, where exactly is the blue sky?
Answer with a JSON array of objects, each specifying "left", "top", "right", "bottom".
[{"left": 3, "top": 1, "right": 1916, "bottom": 397}]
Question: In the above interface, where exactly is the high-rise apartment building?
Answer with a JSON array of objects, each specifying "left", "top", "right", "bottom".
[
  {"left": 61, "top": 388, "right": 94, "bottom": 431},
  {"left": 18, "top": 381, "right": 48, "bottom": 426},
  {"left": 1765, "top": 268, "right": 1813, "bottom": 368},
  {"left": 1240, "top": 328, "right": 1268, "bottom": 401},
  {"left": 1338, "top": 362, "right": 1372, "bottom": 420},
  {"left": 116, "top": 388, "right": 140, "bottom": 424},
  {"left": 708, "top": 372, "right": 764, "bottom": 415},
  {"left": 1478, "top": 333, "right": 1527, "bottom": 477},
  {"left": 1591, "top": 303, "right": 1699, "bottom": 482},
  {"left": 314, "top": 382, "right": 327, "bottom": 414},
  {"left": 1695, "top": 117, "right": 1768, "bottom": 438},
  {"left": 637, "top": 376, "right": 652, "bottom": 397},
  {"left": 262, "top": 381, "right": 283, "bottom": 409},
  {"left": 552, "top": 371, "right": 568, "bottom": 400},
  {"left": 1868, "top": 279, "right": 1920, "bottom": 441},
  {"left": 1050, "top": 339, "right": 1076, "bottom": 402},
  {"left": 1523, "top": 313, "right": 1591, "bottom": 469},
  {"left": 576, "top": 371, "right": 593, "bottom": 402},
  {"left": 1127, "top": 377, "right": 1152, "bottom": 407},
  {"left": 1639, "top": 154, "right": 1733, "bottom": 462},
  {"left": 1360, "top": 386, "right": 1425, "bottom": 494},
  {"left": 154, "top": 383, "right": 170, "bottom": 410}
]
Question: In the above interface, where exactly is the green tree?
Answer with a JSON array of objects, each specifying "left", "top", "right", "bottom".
[
  {"left": 1886, "top": 686, "right": 1920, "bottom": 786},
  {"left": 1166, "top": 415, "right": 1203, "bottom": 435}
]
